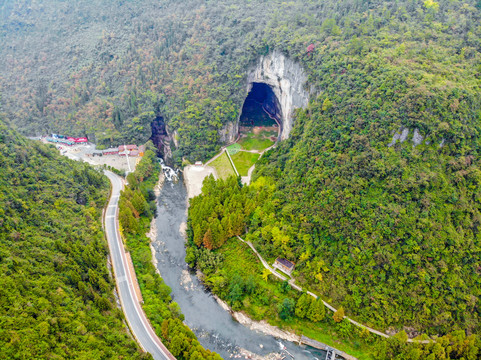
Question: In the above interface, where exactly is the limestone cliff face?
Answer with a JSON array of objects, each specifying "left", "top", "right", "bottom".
[
  {"left": 388, "top": 127, "right": 433, "bottom": 148},
  {"left": 218, "top": 121, "right": 238, "bottom": 144},
  {"left": 246, "top": 50, "right": 309, "bottom": 140},
  {"left": 388, "top": 127, "right": 445, "bottom": 148}
]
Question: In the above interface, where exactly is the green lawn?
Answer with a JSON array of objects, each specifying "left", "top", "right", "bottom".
[
  {"left": 230, "top": 151, "right": 259, "bottom": 176},
  {"left": 227, "top": 143, "right": 241, "bottom": 155},
  {"left": 209, "top": 152, "right": 236, "bottom": 179},
  {"left": 238, "top": 132, "right": 274, "bottom": 151}
]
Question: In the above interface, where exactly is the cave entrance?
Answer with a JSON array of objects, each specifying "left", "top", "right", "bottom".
[
  {"left": 150, "top": 116, "right": 170, "bottom": 158},
  {"left": 238, "top": 83, "right": 281, "bottom": 151}
]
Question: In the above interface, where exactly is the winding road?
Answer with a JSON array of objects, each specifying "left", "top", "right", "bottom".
[{"left": 104, "top": 171, "right": 176, "bottom": 360}]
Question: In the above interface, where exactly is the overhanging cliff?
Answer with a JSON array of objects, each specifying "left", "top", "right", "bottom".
[{"left": 246, "top": 50, "right": 309, "bottom": 140}]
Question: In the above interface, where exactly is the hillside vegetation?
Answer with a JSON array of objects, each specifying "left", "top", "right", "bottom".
[
  {"left": 1, "top": 0, "right": 481, "bottom": 357},
  {"left": 2, "top": 0, "right": 479, "bottom": 163},
  {"left": 0, "top": 119, "right": 149, "bottom": 359},
  {"left": 184, "top": 0, "right": 481, "bottom": 335}
]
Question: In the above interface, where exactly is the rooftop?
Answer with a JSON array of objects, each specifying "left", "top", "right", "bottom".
[{"left": 276, "top": 257, "right": 295, "bottom": 269}]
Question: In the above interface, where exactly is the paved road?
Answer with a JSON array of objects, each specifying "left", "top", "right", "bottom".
[{"left": 104, "top": 171, "right": 176, "bottom": 360}]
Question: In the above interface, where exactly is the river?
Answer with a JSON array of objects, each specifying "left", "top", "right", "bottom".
[{"left": 151, "top": 168, "right": 327, "bottom": 360}]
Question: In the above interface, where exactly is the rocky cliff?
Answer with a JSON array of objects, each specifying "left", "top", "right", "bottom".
[
  {"left": 246, "top": 50, "right": 309, "bottom": 140},
  {"left": 218, "top": 121, "right": 238, "bottom": 144}
]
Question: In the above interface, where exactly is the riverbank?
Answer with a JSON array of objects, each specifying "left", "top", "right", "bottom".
[
  {"left": 183, "top": 167, "right": 359, "bottom": 359},
  {"left": 154, "top": 168, "right": 298, "bottom": 359},
  {"left": 209, "top": 245, "right": 360, "bottom": 360},
  {"left": 213, "top": 295, "right": 299, "bottom": 344},
  {"left": 184, "top": 164, "right": 216, "bottom": 198},
  {"left": 118, "top": 146, "right": 222, "bottom": 359}
]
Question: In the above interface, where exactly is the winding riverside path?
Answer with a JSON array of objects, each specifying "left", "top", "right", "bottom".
[
  {"left": 236, "top": 236, "right": 431, "bottom": 344},
  {"left": 104, "top": 171, "right": 176, "bottom": 360}
]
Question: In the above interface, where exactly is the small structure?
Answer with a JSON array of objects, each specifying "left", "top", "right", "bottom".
[
  {"left": 103, "top": 148, "right": 119, "bottom": 156},
  {"left": 67, "top": 137, "right": 88, "bottom": 144},
  {"left": 130, "top": 150, "right": 139, "bottom": 157},
  {"left": 118, "top": 144, "right": 137, "bottom": 152},
  {"left": 46, "top": 137, "right": 74, "bottom": 146},
  {"left": 138, "top": 145, "right": 146, "bottom": 157},
  {"left": 195, "top": 161, "right": 203, "bottom": 166},
  {"left": 325, "top": 347, "right": 336, "bottom": 360},
  {"left": 300, "top": 336, "right": 355, "bottom": 360},
  {"left": 273, "top": 257, "right": 295, "bottom": 276}
]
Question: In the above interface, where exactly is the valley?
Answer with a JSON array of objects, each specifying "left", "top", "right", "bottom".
[{"left": 1, "top": 0, "right": 481, "bottom": 359}]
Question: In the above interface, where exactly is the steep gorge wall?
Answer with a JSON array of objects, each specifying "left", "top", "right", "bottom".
[{"left": 246, "top": 50, "right": 309, "bottom": 140}]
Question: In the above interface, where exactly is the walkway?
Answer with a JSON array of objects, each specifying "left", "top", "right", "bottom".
[{"left": 236, "top": 236, "right": 431, "bottom": 344}]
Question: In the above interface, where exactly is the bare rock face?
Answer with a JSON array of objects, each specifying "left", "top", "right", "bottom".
[
  {"left": 388, "top": 127, "right": 410, "bottom": 147},
  {"left": 246, "top": 50, "right": 309, "bottom": 140},
  {"left": 218, "top": 121, "right": 238, "bottom": 144},
  {"left": 388, "top": 127, "right": 434, "bottom": 148},
  {"left": 400, "top": 128, "right": 410, "bottom": 143},
  {"left": 412, "top": 128, "right": 424, "bottom": 147}
]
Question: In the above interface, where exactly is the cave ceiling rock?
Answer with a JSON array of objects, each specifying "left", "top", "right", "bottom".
[{"left": 246, "top": 50, "right": 309, "bottom": 140}]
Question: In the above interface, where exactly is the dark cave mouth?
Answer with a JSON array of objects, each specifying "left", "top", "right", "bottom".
[
  {"left": 150, "top": 116, "right": 169, "bottom": 157},
  {"left": 239, "top": 82, "right": 282, "bottom": 130}
]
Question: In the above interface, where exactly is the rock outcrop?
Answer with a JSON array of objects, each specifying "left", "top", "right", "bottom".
[
  {"left": 218, "top": 121, "right": 238, "bottom": 144},
  {"left": 388, "top": 127, "right": 429, "bottom": 148},
  {"left": 412, "top": 129, "right": 424, "bottom": 147},
  {"left": 246, "top": 50, "right": 309, "bottom": 140}
]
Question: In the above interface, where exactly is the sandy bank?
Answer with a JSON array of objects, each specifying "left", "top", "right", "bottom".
[
  {"left": 213, "top": 295, "right": 300, "bottom": 344},
  {"left": 183, "top": 164, "right": 216, "bottom": 199}
]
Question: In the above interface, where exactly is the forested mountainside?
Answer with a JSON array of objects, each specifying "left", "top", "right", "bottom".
[
  {"left": 0, "top": 119, "right": 148, "bottom": 359},
  {"left": 1, "top": 0, "right": 481, "bottom": 348},
  {"left": 2, "top": 0, "right": 479, "bottom": 162},
  {"left": 185, "top": 0, "right": 480, "bottom": 339}
]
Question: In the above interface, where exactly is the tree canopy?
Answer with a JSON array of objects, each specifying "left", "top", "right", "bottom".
[{"left": 0, "top": 119, "right": 149, "bottom": 359}]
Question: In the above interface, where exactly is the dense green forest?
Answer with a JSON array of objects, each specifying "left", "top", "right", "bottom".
[
  {"left": 189, "top": 96, "right": 481, "bottom": 336},
  {"left": 118, "top": 143, "right": 221, "bottom": 360},
  {"left": 1, "top": 0, "right": 481, "bottom": 357},
  {"left": 0, "top": 119, "right": 149, "bottom": 359},
  {"left": 2, "top": 0, "right": 479, "bottom": 162},
  {"left": 188, "top": 177, "right": 481, "bottom": 359}
]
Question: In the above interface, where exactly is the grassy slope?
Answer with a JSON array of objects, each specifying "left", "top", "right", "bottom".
[
  {"left": 209, "top": 152, "right": 236, "bottom": 179},
  {"left": 238, "top": 133, "right": 274, "bottom": 152},
  {"left": 231, "top": 151, "right": 259, "bottom": 176}
]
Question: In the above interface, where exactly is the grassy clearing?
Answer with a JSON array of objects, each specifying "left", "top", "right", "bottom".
[
  {"left": 217, "top": 240, "right": 376, "bottom": 360},
  {"left": 227, "top": 143, "right": 241, "bottom": 155},
  {"left": 209, "top": 152, "right": 236, "bottom": 179},
  {"left": 238, "top": 131, "right": 274, "bottom": 151},
  {"left": 219, "top": 239, "right": 266, "bottom": 277},
  {"left": 230, "top": 151, "right": 259, "bottom": 176}
]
